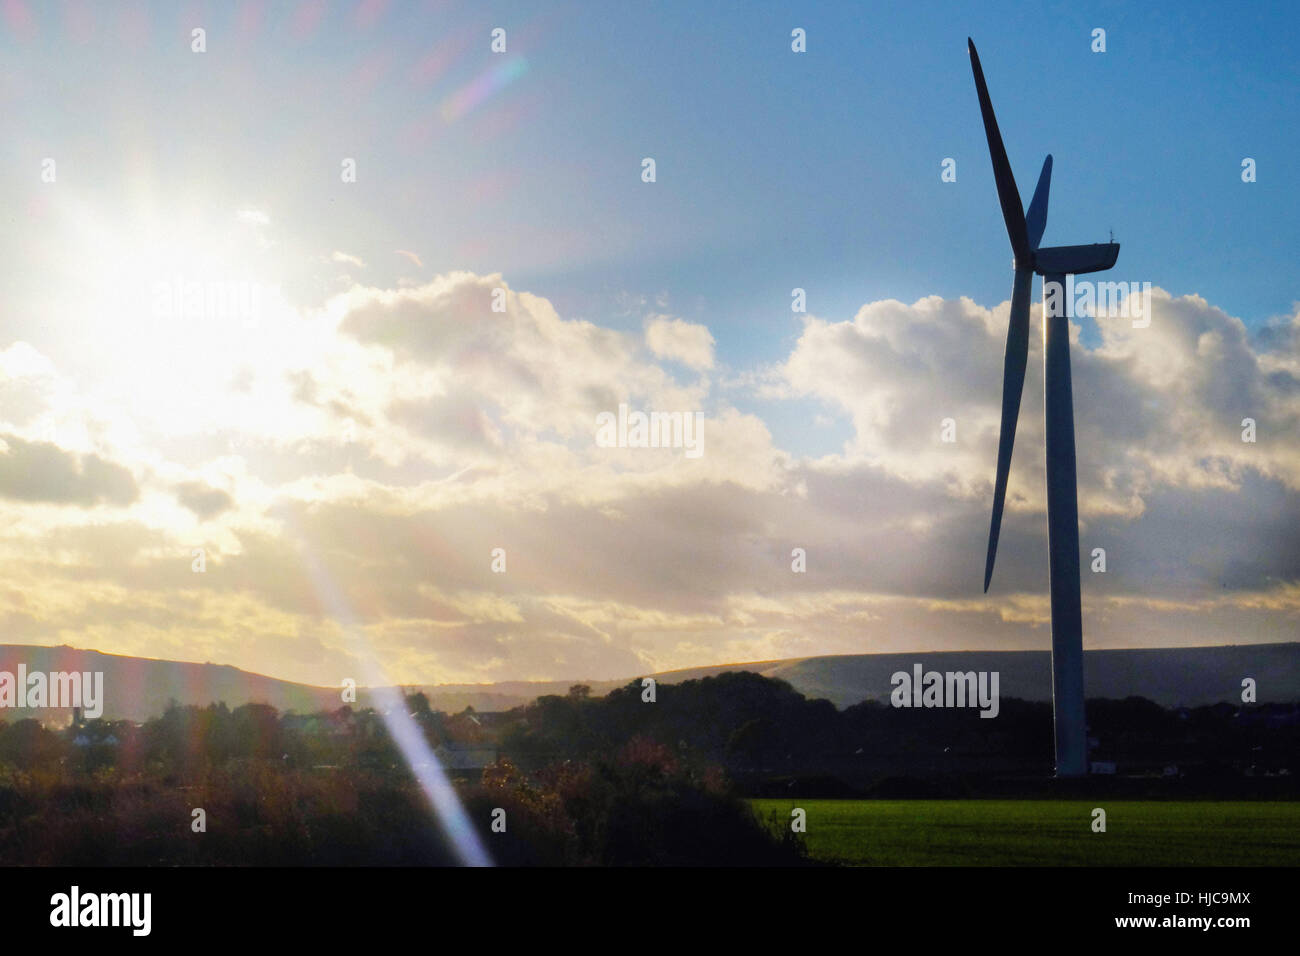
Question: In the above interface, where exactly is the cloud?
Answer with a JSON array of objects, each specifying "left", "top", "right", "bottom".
[
  {"left": 335, "top": 272, "right": 710, "bottom": 451},
  {"left": 0, "top": 273, "right": 1294, "bottom": 686},
  {"left": 331, "top": 251, "right": 367, "bottom": 269},
  {"left": 0, "top": 434, "right": 137, "bottom": 507},
  {"left": 388, "top": 393, "right": 503, "bottom": 454},
  {"left": 780, "top": 290, "right": 1300, "bottom": 515},
  {"left": 645, "top": 315, "right": 715, "bottom": 370},
  {"left": 175, "top": 482, "right": 234, "bottom": 520}
]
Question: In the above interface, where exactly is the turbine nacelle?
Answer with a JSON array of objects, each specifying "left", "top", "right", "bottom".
[
  {"left": 1033, "top": 242, "right": 1120, "bottom": 276},
  {"left": 1014, "top": 242, "right": 1120, "bottom": 275}
]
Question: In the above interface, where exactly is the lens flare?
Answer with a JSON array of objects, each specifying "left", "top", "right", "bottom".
[{"left": 289, "top": 525, "right": 493, "bottom": 867}]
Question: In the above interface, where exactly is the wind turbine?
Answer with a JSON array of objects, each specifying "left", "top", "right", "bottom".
[{"left": 968, "top": 38, "right": 1119, "bottom": 777}]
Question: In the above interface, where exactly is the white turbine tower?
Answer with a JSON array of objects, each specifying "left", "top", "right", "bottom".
[{"left": 969, "top": 39, "right": 1120, "bottom": 777}]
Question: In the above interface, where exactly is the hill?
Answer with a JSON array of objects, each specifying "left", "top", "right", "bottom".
[{"left": 0, "top": 642, "right": 1294, "bottom": 724}]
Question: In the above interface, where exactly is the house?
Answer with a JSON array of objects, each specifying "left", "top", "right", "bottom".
[
  {"left": 1090, "top": 760, "right": 1117, "bottom": 775},
  {"left": 433, "top": 744, "right": 498, "bottom": 771},
  {"left": 70, "top": 727, "right": 122, "bottom": 748},
  {"left": 281, "top": 711, "right": 353, "bottom": 737}
]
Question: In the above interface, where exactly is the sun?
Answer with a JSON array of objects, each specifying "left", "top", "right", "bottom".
[{"left": 50, "top": 194, "right": 309, "bottom": 444}]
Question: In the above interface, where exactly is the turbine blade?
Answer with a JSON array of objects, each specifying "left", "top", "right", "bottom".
[
  {"left": 984, "top": 266, "right": 1034, "bottom": 592},
  {"left": 1026, "top": 155, "right": 1051, "bottom": 251},
  {"left": 968, "top": 38, "right": 1029, "bottom": 260}
]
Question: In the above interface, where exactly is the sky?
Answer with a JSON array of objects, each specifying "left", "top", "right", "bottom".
[{"left": 0, "top": 0, "right": 1296, "bottom": 687}]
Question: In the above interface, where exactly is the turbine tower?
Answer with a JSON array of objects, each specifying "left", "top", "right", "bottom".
[{"left": 968, "top": 38, "right": 1119, "bottom": 777}]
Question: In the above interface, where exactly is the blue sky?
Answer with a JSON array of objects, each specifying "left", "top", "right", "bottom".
[
  {"left": 0, "top": 1, "right": 1295, "bottom": 683},
  {"left": 8, "top": 0, "right": 1296, "bottom": 456},
  {"left": 4, "top": 3, "right": 1294, "bottom": 316}
]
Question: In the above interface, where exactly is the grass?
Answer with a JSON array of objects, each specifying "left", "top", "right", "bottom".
[{"left": 750, "top": 799, "right": 1300, "bottom": 866}]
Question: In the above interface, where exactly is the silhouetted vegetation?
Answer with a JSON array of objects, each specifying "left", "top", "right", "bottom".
[
  {"left": 0, "top": 673, "right": 1292, "bottom": 864},
  {"left": 504, "top": 673, "right": 1299, "bottom": 786}
]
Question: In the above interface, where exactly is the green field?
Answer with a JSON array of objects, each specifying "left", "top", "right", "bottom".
[{"left": 750, "top": 799, "right": 1300, "bottom": 866}]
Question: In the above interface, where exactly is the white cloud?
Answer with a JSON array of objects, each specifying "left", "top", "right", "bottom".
[
  {"left": 644, "top": 314, "right": 715, "bottom": 371},
  {"left": 331, "top": 251, "right": 367, "bottom": 269}
]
